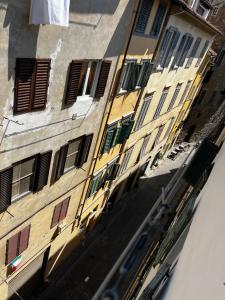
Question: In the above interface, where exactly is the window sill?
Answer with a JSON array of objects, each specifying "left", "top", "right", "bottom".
[
  {"left": 11, "top": 191, "right": 32, "bottom": 204},
  {"left": 156, "top": 65, "right": 163, "bottom": 72},
  {"left": 76, "top": 95, "right": 93, "bottom": 102}
]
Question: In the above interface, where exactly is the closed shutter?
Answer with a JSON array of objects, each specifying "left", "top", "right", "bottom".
[
  {"left": 59, "top": 197, "right": 70, "bottom": 221},
  {"left": 76, "top": 134, "right": 93, "bottom": 167},
  {"left": 101, "top": 126, "right": 117, "bottom": 154},
  {"left": 95, "top": 61, "right": 111, "bottom": 98},
  {"left": 55, "top": 144, "right": 68, "bottom": 180},
  {"left": 164, "top": 31, "right": 180, "bottom": 68},
  {"left": 150, "top": 3, "right": 166, "bottom": 37},
  {"left": 33, "top": 59, "right": 51, "bottom": 109},
  {"left": 18, "top": 225, "right": 30, "bottom": 254},
  {"left": 0, "top": 167, "right": 13, "bottom": 213},
  {"left": 178, "top": 36, "right": 193, "bottom": 67},
  {"left": 186, "top": 37, "right": 201, "bottom": 67},
  {"left": 51, "top": 203, "right": 62, "bottom": 228},
  {"left": 14, "top": 58, "right": 35, "bottom": 113},
  {"left": 139, "top": 62, "right": 153, "bottom": 87},
  {"left": 157, "top": 29, "right": 173, "bottom": 67},
  {"left": 33, "top": 151, "right": 52, "bottom": 191},
  {"left": 65, "top": 61, "right": 83, "bottom": 104},
  {"left": 135, "top": 0, "right": 153, "bottom": 34},
  {"left": 108, "top": 164, "right": 120, "bottom": 180},
  {"left": 112, "top": 126, "right": 122, "bottom": 147},
  {"left": 122, "top": 62, "right": 136, "bottom": 91},
  {"left": 6, "top": 233, "right": 19, "bottom": 265},
  {"left": 128, "top": 64, "right": 141, "bottom": 90}
]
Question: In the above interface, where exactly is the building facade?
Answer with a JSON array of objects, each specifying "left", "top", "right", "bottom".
[{"left": 0, "top": 1, "right": 136, "bottom": 299}]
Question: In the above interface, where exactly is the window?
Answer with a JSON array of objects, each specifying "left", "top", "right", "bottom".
[
  {"left": 196, "top": 40, "right": 209, "bottom": 67},
  {"left": 186, "top": 37, "right": 201, "bottom": 68},
  {"left": 14, "top": 58, "right": 51, "bottom": 114},
  {"left": 167, "top": 84, "right": 182, "bottom": 111},
  {"left": 55, "top": 134, "right": 93, "bottom": 180},
  {"left": 101, "top": 117, "right": 134, "bottom": 154},
  {"left": 164, "top": 118, "right": 175, "bottom": 139},
  {"left": 172, "top": 34, "right": 193, "bottom": 68},
  {"left": 135, "top": 0, "right": 153, "bottom": 34},
  {"left": 118, "top": 147, "right": 134, "bottom": 176},
  {"left": 12, "top": 157, "right": 36, "bottom": 201},
  {"left": 211, "top": 6, "right": 219, "bottom": 16},
  {"left": 153, "top": 87, "right": 169, "bottom": 119},
  {"left": 178, "top": 80, "right": 192, "bottom": 105},
  {"left": 155, "top": 125, "right": 165, "bottom": 145},
  {"left": 150, "top": 2, "right": 167, "bottom": 37},
  {"left": 0, "top": 152, "right": 52, "bottom": 212},
  {"left": 215, "top": 47, "right": 225, "bottom": 66},
  {"left": 119, "top": 60, "right": 152, "bottom": 92},
  {"left": 6, "top": 225, "right": 31, "bottom": 264},
  {"left": 139, "top": 134, "right": 151, "bottom": 160},
  {"left": 87, "top": 171, "right": 104, "bottom": 198},
  {"left": 156, "top": 27, "right": 180, "bottom": 69},
  {"left": 65, "top": 60, "right": 111, "bottom": 104},
  {"left": 51, "top": 197, "right": 70, "bottom": 228},
  {"left": 134, "top": 93, "right": 154, "bottom": 131},
  {"left": 104, "top": 159, "right": 120, "bottom": 181}
]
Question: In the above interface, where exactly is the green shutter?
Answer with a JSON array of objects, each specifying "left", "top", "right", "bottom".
[
  {"left": 101, "top": 126, "right": 116, "bottom": 154},
  {"left": 117, "top": 120, "right": 135, "bottom": 144},
  {"left": 139, "top": 62, "right": 153, "bottom": 87},
  {"left": 88, "top": 173, "right": 102, "bottom": 198},
  {"left": 112, "top": 126, "right": 122, "bottom": 147}
]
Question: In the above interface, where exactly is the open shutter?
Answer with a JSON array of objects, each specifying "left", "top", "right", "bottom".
[
  {"left": 118, "top": 120, "right": 135, "bottom": 143},
  {"left": 95, "top": 61, "right": 111, "bottom": 98},
  {"left": 33, "top": 59, "right": 51, "bottom": 109},
  {"left": 112, "top": 126, "right": 122, "bottom": 147},
  {"left": 51, "top": 203, "right": 62, "bottom": 228},
  {"left": 139, "top": 62, "right": 153, "bottom": 87},
  {"left": 129, "top": 64, "right": 141, "bottom": 90},
  {"left": 101, "top": 126, "right": 117, "bottom": 154},
  {"left": 18, "top": 225, "right": 30, "bottom": 254},
  {"left": 6, "top": 233, "right": 19, "bottom": 265},
  {"left": 65, "top": 61, "right": 83, "bottom": 105},
  {"left": 76, "top": 134, "right": 93, "bottom": 167},
  {"left": 33, "top": 151, "right": 52, "bottom": 191},
  {"left": 55, "top": 144, "right": 68, "bottom": 180},
  {"left": 14, "top": 58, "right": 35, "bottom": 113},
  {"left": 0, "top": 167, "right": 13, "bottom": 213},
  {"left": 59, "top": 197, "right": 70, "bottom": 221},
  {"left": 108, "top": 164, "right": 120, "bottom": 181}
]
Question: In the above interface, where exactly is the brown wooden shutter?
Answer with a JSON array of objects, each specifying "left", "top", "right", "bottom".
[
  {"left": 18, "top": 225, "right": 31, "bottom": 254},
  {"left": 65, "top": 61, "right": 83, "bottom": 105},
  {"left": 55, "top": 144, "right": 68, "bottom": 180},
  {"left": 0, "top": 167, "right": 13, "bottom": 213},
  {"left": 14, "top": 58, "right": 35, "bottom": 113},
  {"left": 59, "top": 197, "right": 70, "bottom": 221},
  {"left": 6, "top": 233, "right": 19, "bottom": 265},
  {"left": 76, "top": 134, "right": 93, "bottom": 167},
  {"left": 94, "top": 61, "right": 111, "bottom": 98},
  {"left": 33, "top": 151, "right": 52, "bottom": 191},
  {"left": 51, "top": 203, "right": 62, "bottom": 228},
  {"left": 33, "top": 59, "right": 51, "bottom": 109}
]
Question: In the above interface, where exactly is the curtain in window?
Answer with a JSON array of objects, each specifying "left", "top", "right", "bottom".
[{"left": 30, "top": 0, "right": 71, "bottom": 27}]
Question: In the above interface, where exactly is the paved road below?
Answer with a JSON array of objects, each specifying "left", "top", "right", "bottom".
[{"left": 37, "top": 152, "right": 189, "bottom": 300}]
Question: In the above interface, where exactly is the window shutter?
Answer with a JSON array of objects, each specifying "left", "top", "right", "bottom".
[
  {"left": 76, "top": 134, "right": 93, "bottom": 167},
  {"left": 33, "top": 151, "right": 52, "bottom": 191},
  {"left": 122, "top": 62, "right": 136, "bottom": 90},
  {"left": 14, "top": 58, "right": 35, "bottom": 113},
  {"left": 135, "top": 0, "right": 153, "bottom": 34},
  {"left": 95, "top": 61, "right": 112, "bottom": 98},
  {"left": 0, "top": 167, "right": 13, "bottom": 213},
  {"left": 186, "top": 37, "right": 201, "bottom": 67},
  {"left": 112, "top": 126, "right": 122, "bottom": 147},
  {"left": 101, "top": 126, "right": 116, "bottom": 154},
  {"left": 156, "top": 29, "right": 172, "bottom": 67},
  {"left": 59, "top": 197, "right": 70, "bottom": 221},
  {"left": 129, "top": 64, "right": 141, "bottom": 90},
  {"left": 139, "top": 62, "right": 153, "bottom": 87},
  {"left": 150, "top": 3, "right": 166, "bottom": 37},
  {"left": 51, "top": 202, "right": 62, "bottom": 228},
  {"left": 65, "top": 61, "right": 83, "bottom": 105},
  {"left": 164, "top": 31, "right": 180, "bottom": 68},
  {"left": 55, "top": 144, "right": 68, "bottom": 180},
  {"left": 178, "top": 36, "right": 193, "bottom": 67},
  {"left": 33, "top": 59, "right": 51, "bottom": 109},
  {"left": 18, "top": 225, "right": 30, "bottom": 254},
  {"left": 117, "top": 120, "right": 134, "bottom": 143},
  {"left": 6, "top": 233, "right": 19, "bottom": 265},
  {"left": 108, "top": 164, "right": 120, "bottom": 181}
]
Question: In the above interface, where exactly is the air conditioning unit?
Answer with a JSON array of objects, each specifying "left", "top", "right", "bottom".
[{"left": 57, "top": 222, "right": 66, "bottom": 234}]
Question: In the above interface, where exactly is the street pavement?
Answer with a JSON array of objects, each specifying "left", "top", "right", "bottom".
[{"left": 37, "top": 151, "right": 190, "bottom": 300}]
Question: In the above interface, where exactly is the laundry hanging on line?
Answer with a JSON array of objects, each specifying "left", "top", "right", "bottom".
[{"left": 30, "top": 0, "right": 71, "bottom": 27}]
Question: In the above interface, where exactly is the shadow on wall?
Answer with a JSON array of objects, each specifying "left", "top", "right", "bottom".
[
  {"left": 70, "top": 0, "right": 120, "bottom": 15},
  {"left": 1, "top": 0, "right": 39, "bottom": 80}
]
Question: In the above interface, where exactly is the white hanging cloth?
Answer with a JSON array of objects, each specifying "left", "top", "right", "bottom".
[{"left": 30, "top": 0, "right": 70, "bottom": 27}]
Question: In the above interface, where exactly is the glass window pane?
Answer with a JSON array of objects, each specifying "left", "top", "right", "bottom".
[
  {"left": 13, "top": 158, "right": 35, "bottom": 182},
  {"left": 67, "top": 140, "right": 80, "bottom": 155},
  {"left": 78, "top": 62, "right": 89, "bottom": 96},
  {"left": 86, "top": 62, "right": 97, "bottom": 95},
  {"left": 64, "top": 154, "right": 77, "bottom": 171},
  {"left": 12, "top": 176, "right": 32, "bottom": 200}
]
